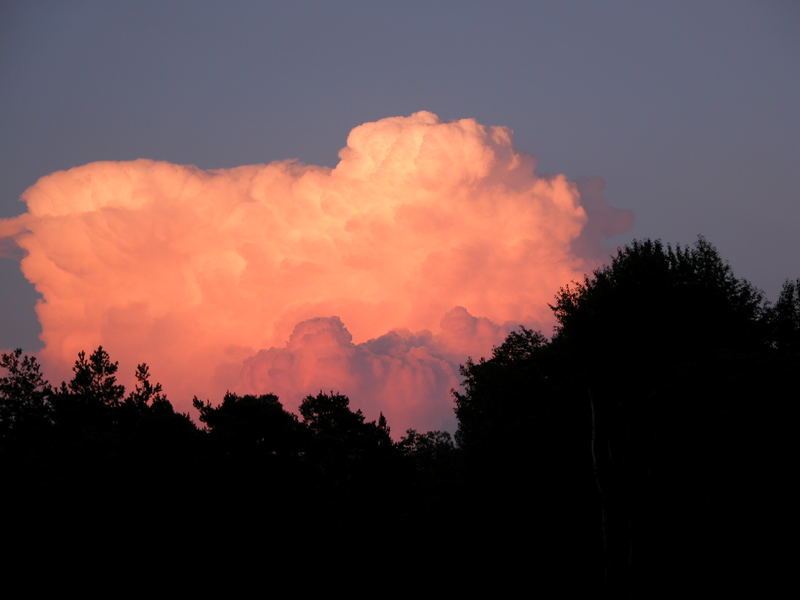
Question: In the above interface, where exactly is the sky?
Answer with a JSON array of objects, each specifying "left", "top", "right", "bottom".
[{"left": 1, "top": 1, "right": 798, "bottom": 428}]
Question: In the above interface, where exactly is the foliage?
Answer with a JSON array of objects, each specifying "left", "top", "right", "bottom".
[
  {"left": 453, "top": 236, "right": 792, "bottom": 591},
  {"left": 1, "top": 237, "right": 795, "bottom": 592},
  {"left": 126, "top": 363, "right": 168, "bottom": 410},
  {"left": 397, "top": 428, "right": 456, "bottom": 479},
  {"left": 454, "top": 326, "right": 551, "bottom": 453},
  {"left": 299, "top": 391, "right": 392, "bottom": 452},
  {"left": 192, "top": 392, "right": 303, "bottom": 454},
  {"left": 551, "top": 238, "right": 766, "bottom": 364},
  {"left": 397, "top": 428, "right": 454, "bottom": 457},
  {"left": 769, "top": 278, "right": 800, "bottom": 353},
  {"left": 0, "top": 348, "right": 52, "bottom": 440},
  {"left": 63, "top": 346, "right": 126, "bottom": 407}
]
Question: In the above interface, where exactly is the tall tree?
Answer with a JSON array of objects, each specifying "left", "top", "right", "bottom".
[
  {"left": 51, "top": 346, "right": 126, "bottom": 438},
  {"left": 0, "top": 349, "right": 52, "bottom": 444},
  {"left": 455, "top": 238, "right": 779, "bottom": 593}
]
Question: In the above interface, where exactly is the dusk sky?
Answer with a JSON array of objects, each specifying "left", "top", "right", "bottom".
[{"left": 1, "top": 1, "right": 798, "bottom": 429}]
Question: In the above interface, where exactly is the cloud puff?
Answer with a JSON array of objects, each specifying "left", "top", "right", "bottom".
[
  {"left": 0, "top": 111, "right": 631, "bottom": 431},
  {"left": 233, "top": 317, "right": 457, "bottom": 433}
]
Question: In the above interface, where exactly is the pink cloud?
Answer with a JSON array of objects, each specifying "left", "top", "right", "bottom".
[{"left": 0, "top": 111, "right": 632, "bottom": 431}]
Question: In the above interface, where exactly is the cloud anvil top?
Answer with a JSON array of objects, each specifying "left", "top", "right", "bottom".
[{"left": 0, "top": 111, "right": 632, "bottom": 432}]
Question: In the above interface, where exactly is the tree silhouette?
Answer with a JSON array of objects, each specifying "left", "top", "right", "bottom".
[
  {"left": 0, "top": 237, "right": 792, "bottom": 588},
  {"left": 396, "top": 428, "right": 457, "bottom": 487},
  {"left": 50, "top": 346, "right": 126, "bottom": 438},
  {"left": 299, "top": 391, "right": 393, "bottom": 457},
  {"left": 0, "top": 349, "right": 52, "bottom": 443},
  {"left": 64, "top": 346, "right": 126, "bottom": 407},
  {"left": 126, "top": 363, "right": 167, "bottom": 410},
  {"left": 454, "top": 237, "right": 783, "bottom": 593},
  {"left": 770, "top": 278, "right": 800, "bottom": 354},
  {"left": 117, "top": 361, "right": 197, "bottom": 457},
  {"left": 297, "top": 391, "right": 397, "bottom": 527},
  {"left": 454, "top": 326, "right": 549, "bottom": 456},
  {"left": 193, "top": 392, "right": 303, "bottom": 456}
]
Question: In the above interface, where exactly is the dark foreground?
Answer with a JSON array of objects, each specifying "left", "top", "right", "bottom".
[{"left": 2, "top": 239, "right": 795, "bottom": 594}]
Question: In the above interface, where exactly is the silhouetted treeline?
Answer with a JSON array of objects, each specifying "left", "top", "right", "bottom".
[
  {"left": 1, "top": 238, "right": 796, "bottom": 592},
  {"left": 453, "top": 238, "right": 797, "bottom": 593},
  {"left": 0, "top": 347, "right": 458, "bottom": 550}
]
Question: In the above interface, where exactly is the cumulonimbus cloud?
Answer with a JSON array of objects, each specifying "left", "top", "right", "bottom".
[{"left": 0, "top": 111, "right": 632, "bottom": 433}]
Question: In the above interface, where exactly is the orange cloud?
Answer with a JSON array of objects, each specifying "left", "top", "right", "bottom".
[{"left": 0, "top": 111, "right": 631, "bottom": 432}]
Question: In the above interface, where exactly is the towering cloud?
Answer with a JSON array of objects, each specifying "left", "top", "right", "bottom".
[{"left": 0, "top": 111, "right": 631, "bottom": 432}]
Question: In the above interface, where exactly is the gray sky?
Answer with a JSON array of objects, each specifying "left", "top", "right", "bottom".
[{"left": 2, "top": 0, "right": 798, "bottom": 350}]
